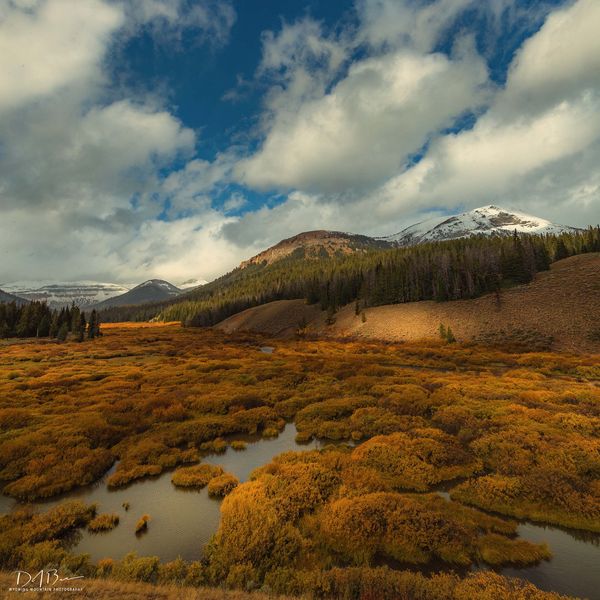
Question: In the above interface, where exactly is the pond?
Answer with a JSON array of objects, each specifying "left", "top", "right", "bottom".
[
  {"left": 0, "top": 424, "right": 337, "bottom": 563},
  {"left": 1, "top": 424, "right": 598, "bottom": 599}
]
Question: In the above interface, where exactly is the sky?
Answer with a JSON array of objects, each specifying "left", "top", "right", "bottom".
[{"left": 0, "top": 0, "right": 599, "bottom": 285}]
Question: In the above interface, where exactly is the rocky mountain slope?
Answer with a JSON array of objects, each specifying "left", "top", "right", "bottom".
[{"left": 240, "top": 230, "right": 392, "bottom": 268}]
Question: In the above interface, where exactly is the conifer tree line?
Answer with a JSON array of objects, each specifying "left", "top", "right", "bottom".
[
  {"left": 0, "top": 301, "right": 101, "bottom": 341},
  {"left": 98, "top": 228, "right": 599, "bottom": 327}
]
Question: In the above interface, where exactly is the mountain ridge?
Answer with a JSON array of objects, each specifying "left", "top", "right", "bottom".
[
  {"left": 383, "top": 205, "right": 581, "bottom": 246},
  {"left": 89, "top": 279, "right": 182, "bottom": 310}
]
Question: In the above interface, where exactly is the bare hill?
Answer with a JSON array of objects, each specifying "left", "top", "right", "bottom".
[
  {"left": 216, "top": 254, "right": 600, "bottom": 352},
  {"left": 239, "top": 230, "right": 391, "bottom": 268}
]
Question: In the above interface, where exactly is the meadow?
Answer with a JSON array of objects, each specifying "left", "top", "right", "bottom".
[{"left": 0, "top": 323, "right": 598, "bottom": 599}]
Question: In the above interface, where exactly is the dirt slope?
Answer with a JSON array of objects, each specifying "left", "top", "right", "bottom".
[{"left": 216, "top": 254, "right": 600, "bottom": 352}]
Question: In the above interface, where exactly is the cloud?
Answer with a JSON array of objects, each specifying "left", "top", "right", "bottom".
[
  {"left": 237, "top": 42, "right": 490, "bottom": 192},
  {"left": 0, "top": 0, "right": 233, "bottom": 284},
  {"left": 123, "top": 0, "right": 236, "bottom": 47},
  {"left": 0, "top": 98, "right": 195, "bottom": 211},
  {"left": 355, "top": 0, "right": 473, "bottom": 52},
  {"left": 0, "top": 0, "right": 123, "bottom": 112},
  {"left": 1, "top": 0, "right": 598, "bottom": 287},
  {"left": 502, "top": 0, "right": 600, "bottom": 114},
  {"left": 368, "top": 0, "right": 600, "bottom": 227}
]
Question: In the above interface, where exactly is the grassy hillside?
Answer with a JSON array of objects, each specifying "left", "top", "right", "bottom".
[
  {"left": 99, "top": 228, "right": 600, "bottom": 328},
  {"left": 217, "top": 253, "right": 600, "bottom": 352}
]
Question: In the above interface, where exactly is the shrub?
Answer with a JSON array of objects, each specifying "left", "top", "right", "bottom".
[
  {"left": 207, "top": 473, "right": 239, "bottom": 497},
  {"left": 171, "top": 464, "right": 224, "bottom": 488},
  {"left": 135, "top": 514, "right": 150, "bottom": 534},
  {"left": 88, "top": 513, "right": 119, "bottom": 532}
]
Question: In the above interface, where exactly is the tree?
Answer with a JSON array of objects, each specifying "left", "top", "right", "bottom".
[
  {"left": 77, "top": 313, "right": 87, "bottom": 342},
  {"left": 87, "top": 310, "right": 100, "bottom": 339},
  {"left": 57, "top": 322, "right": 69, "bottom": 342},
  {"left": 71, "top": 305, "right": 81, "bottom": 336},
  {"left": 37, "top": 314, "right": 50, "bottom": 337}
]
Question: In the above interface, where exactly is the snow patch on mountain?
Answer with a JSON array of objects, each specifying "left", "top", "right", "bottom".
[{"left": 385, "top": 205, "right": 581, "bottom": 246}]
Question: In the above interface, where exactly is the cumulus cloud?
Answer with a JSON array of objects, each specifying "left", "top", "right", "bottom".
[
  {"left": 237, "top": 44, "right": 490, "bottom": 192},
  {"left": 369, "top": 0, "right": 600, "bottom": 228},
  {"left": 0, "top": 0, "right": 235, "bottom": 283},
  {"left": 0, "top": 0, "right": 123, "bottom": 112},
  {"left": 355, "top": 0, "right": 473, "bottom": 52}
]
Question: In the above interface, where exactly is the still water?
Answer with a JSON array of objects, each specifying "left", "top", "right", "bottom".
[
  {"left": 1, "top": 424, "right": 598, "bottom": 598},
  {"left": 0, "top": 424, "right": 333, "bottom": 562}
]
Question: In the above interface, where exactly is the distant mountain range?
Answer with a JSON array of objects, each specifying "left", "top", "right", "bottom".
[
  {"left": 0, "top": 281, "right": 130, "bottom": 309},
  {"left": 0, "top": 278, "right": 207, "bottom": 309},
  {"left": 0, "top": 206, "right": 584, "bottom": 312}
]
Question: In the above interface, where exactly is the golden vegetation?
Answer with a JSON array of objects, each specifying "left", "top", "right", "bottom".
[
  {"left": 88, "top": 513, "right": 120, "bottom": 533},
  {"left": 207, "top": 473, "right": 240, "bottom": 497},
  {"left": 171, "top": 464, "right": 224, "bottom": 488},
  {"left": 135, "top": 515, "right": 151, "bottom": 534},
  {"left": 0, "top": 323, "right": 598, "bottom": 598}
]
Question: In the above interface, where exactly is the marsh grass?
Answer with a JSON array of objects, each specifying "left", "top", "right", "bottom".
[{"left": 88, "top": 513, "right": 120, "bottom": 533}]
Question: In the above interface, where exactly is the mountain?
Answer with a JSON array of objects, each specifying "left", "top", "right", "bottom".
[
  {"left": 91, "top": 279, "right": 182, "bottom": 310},
  {"left": 216, "top": 253, "right": 600, "bottom": 352},
  {"left": 240, "top": 230, "right": 392, "bottom": 268},
  {"left": 0, "top": 281, "right": 130, "bottom": 309},
  {"left": 93, "top": 205, "right": 594, "bottom": 325},
  {"left": 240, "top": 206, "right": 580, "bottom": 269},
  {"left": 0, "top": 288, "right": 27, "bottom": 305},
  {"left": 385, "top": 205, "right": 581, "bottom": 246}
]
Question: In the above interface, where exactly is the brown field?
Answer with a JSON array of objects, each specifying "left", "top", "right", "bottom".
[
  {"left": 0, "top": 323, "right": 598, "bottom": 598},
  {"left": 217, "top": 253, "right": 600, "bottom": 352}
]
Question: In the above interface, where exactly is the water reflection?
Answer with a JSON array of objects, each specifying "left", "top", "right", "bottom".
[{"left": 0, "top": 425, "right": 598, "bottom": 598}]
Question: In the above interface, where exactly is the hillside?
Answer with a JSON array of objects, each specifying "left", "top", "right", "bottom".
[
  {"left": 0, "top": 289, "right": 26, "bottom": 305},
  {"left": 240, "top": 230, "right": 392, "bottom": 268},
  {"left": 216, "top": 253, "right": 600, "bottom": 352},
  {"left": 92, "top": 280, "right": 181, "bottom": 310}
]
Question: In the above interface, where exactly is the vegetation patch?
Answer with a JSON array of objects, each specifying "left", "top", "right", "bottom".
[
  {"left": 172, "top": 464, "right": 224, "bottom": 488},
  {"left": 88, "top": 513, "right": 120, "bottom": 533},
  {"left": 207, "top": 473, "right": 239, "bottom": 497}
]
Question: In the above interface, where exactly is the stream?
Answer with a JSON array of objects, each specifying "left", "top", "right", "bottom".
[{"left": 1, "top": 423, "right": 598, "bottom": 599}]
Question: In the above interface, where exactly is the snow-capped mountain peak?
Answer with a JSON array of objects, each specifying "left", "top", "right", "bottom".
[
  {"left": 136, "top": 279, "right": 180, "bottom": 292},
  {"left": 385, "top": 205, "right": 581, "bottom": 246}
]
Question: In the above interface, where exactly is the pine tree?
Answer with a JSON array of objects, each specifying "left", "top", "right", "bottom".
[
  {"left": 57, "top": 322, "right": 69, "bottom": 342},
  {"left": 77, "top": 313, "right": 87, "bottom": 342},
  {"left": 37, "top": 314, "right": 50, "bottom": 337},
  {"left": 87, "top": 310, "right": 100, "bottom": 339},
  {"left": 49, "top": 313, "right": 59, "bottom": 338}
]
